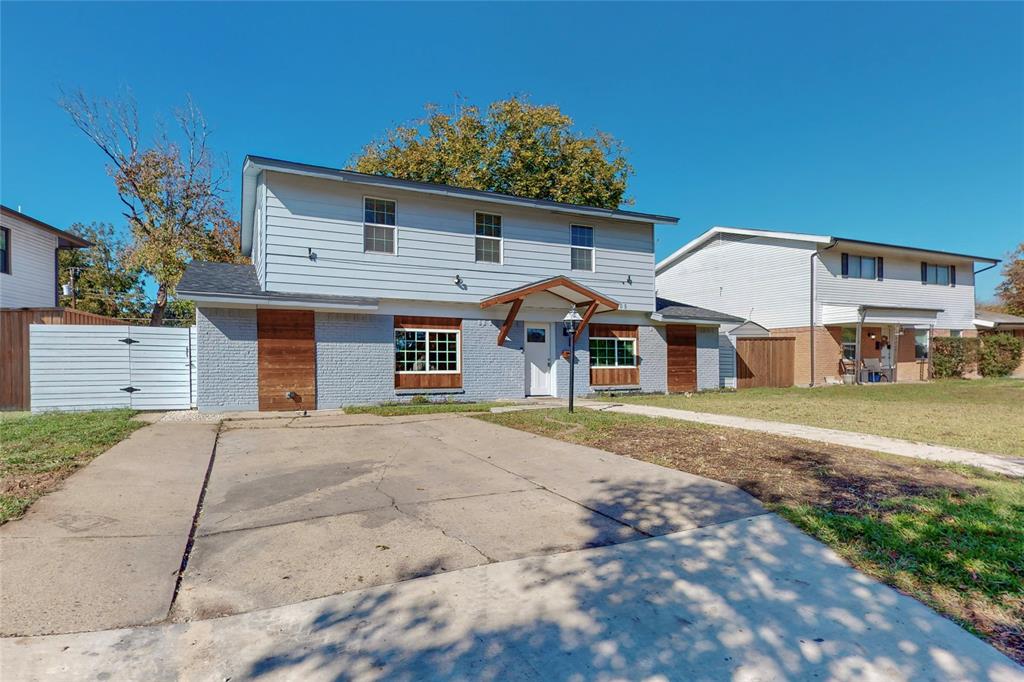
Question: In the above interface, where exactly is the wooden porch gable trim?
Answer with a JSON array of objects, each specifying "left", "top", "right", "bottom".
[
  {"left": 575, "top": 301, "right": 599, "bottom": 342},
  {"left": 479, "top": 276, "right": 619, "bottom": 311},
  {"left": 496, "top": 298, "right": 522, "bottom": 346}
]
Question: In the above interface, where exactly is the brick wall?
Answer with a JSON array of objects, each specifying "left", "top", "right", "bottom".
[
  {"left": 638, "top": 325, "right": 667, "bottom": 394},
  {"left": 196, "top": 307, "right": 258, "bottom": 412},
  {"left": 771, "top": 325, "right": 841, "bottom": 386},
  {"left": 315, "top": 312, "right": 394, "bottom": 408},
  {"left": 697, "top": 326, "right": 720, "bottom": 390},
  {"left": 555, "top": 325, "right": 590, "bottom": 399},
  {"left": 461, "top": 319, "right": 526, "bottom": 401}
]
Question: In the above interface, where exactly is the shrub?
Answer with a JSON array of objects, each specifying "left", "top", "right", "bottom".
[
  {"left": 978, "top": 333, "right": 1024, "bottom": 377},
  {"left": 931, "top": 337, "right": 979, "bottom": 378},
  {"left": 410, "top": 394, "right": 432, "bottom": 405}
]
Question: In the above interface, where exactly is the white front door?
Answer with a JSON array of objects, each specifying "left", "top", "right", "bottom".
[{"left": 524, "top": 323, "right": 552, "bottom": 395}]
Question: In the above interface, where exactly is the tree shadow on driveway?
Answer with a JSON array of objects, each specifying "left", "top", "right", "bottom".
[{"left": 239, "top": 479, "right": 1018, "bottom": 682}]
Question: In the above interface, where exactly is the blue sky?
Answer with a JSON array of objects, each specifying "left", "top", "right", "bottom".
[{"left": 2, "top": 2, "right": 1021, "bottom": 299}]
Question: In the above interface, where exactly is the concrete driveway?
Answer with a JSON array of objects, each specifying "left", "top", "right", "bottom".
[{"left": 174, "top": 414, "right": 764, "bottom": 619}]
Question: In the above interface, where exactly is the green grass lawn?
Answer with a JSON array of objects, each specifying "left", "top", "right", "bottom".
[
  {"left": 0, "top": 409, "right": 143, "bottom": 523},
  {"left": 344, "top": 401, "right": 506, "bottom": 417},
  {"left": 478, "top": 407, "right": 1024, "bottom": 663},
  {"left": 607, "top": 378, "right": 1024, "bottom": 456}
]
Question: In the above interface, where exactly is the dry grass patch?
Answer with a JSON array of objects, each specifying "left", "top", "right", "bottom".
[{"left": 478, "top": 408, "right": 1024, "bottom": 663}]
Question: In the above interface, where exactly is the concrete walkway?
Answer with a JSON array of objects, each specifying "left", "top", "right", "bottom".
[
  {"left": 584, "top": 401, "right": 1024, "bottom": 477},
  {"left": 4, "top": 513, "right": 1019, "bottom": 681},
  {"left": 0, "top": 421, "right": 218, "bottom": 636}
]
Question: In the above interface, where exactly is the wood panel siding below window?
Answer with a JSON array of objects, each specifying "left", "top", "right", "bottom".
[
  {"left": 393, "top": 315, "right": 463, "bottom": 389},
  {"left": 589, "top": 323, "right": 639, "bottom": 386},
  {"left": 666, "top": 325, "right": 697, "bottom": 393},
  {"left": 257, "top": 309, "right": 316, "bottom": 411}
]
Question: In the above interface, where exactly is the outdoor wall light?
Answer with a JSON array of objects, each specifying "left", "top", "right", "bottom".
[{"left": 453, "top": 274, "right": 464, "bottom": 287}]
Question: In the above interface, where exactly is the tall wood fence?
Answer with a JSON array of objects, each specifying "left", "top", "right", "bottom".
[
  {"left": 736, "top": 337, "right": 795, "bottom": 388},
  {"left": 1, "top": 308, "right": 122, "bottom": 410}
]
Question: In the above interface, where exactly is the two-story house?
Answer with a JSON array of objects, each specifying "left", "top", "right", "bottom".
[
  {"left": 179, "top": 156, "right": 732, "bottom": 412},
  {"left": 656, "top": 226, "right": 1000, "bottom": 387},
  {"left": 0, "top": 205, "right": 90, "bottom": 309}
]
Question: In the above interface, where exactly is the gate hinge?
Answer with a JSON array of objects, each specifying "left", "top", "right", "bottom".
[
  {"left": 120, "top": 386, "right": 140, "bottom": 393},
  {"left": 119, "top": 337, "right": 139, "bottom": 344}
]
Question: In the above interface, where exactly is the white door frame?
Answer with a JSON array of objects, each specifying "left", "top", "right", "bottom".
[{"left": 524, "top": 322, "right": 554, "bottom": 396}]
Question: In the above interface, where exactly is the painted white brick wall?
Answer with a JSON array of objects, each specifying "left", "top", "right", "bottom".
[
  {"left": 639, "top": 326, "right": 667, "bottom": 393},
  {"left": 196, "top": 307, "right": 258, "bottom": 412},
  {"left": 462, "top": 319, "right": 526, "bottom": 401},
  {"left": 697, "top": 326, "right": 720, "bottom": 391},
  {"left": 555, "top": 326, "right": 590, "bottom": 398},
  {"left": 316, "top": 312, "right": 394, "bottom": 408}
]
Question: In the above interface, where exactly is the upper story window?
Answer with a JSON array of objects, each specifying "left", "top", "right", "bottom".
[
  {"left": 0, "top": 227, "right": 9, "bottom": 274},
  {"left": 475, "top": 212, "right": 502, "bottom": 264},
  {"left": 571, "top": 225, "right": 594, "bottom": 271},
  {"left": 363, "top": 197, "right": 396, "bottom": 254},
  {"left": 841, "top": 253, "right": 882, "bottom": 280},
  {"left": 922, "top": 262, "right": 955, "bottom": 286}
]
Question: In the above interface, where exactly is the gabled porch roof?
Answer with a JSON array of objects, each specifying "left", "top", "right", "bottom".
[{"left": 480, "top": 276, "right": 619, "bottom": 345}]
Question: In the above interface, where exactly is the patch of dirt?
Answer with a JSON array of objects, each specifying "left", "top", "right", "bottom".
[{"left": 572, "top": 420, "right": 981, "bottom": 514}]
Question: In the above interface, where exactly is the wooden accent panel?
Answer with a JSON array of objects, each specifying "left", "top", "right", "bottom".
[
  {"left": 666, "top": 325, "right": 697, "bottom": 392},
  {"left": 590, "top": 367, "right": 639, "bottom": 386},
  {"left": 736, "top": 337, "right": 795, "bottom": 389},
  {"left": 589, "top": 323, "right": 638, "bottom": 339},
  {"left": 575, "top": 301, "right": 599, "bottom": 342},
  {"left": 1, "top": 307, "right": 121, "bottom": 410},
  {"left": 479, "top": 275, "right": 619, "bottom": 311},
  {"left": 257, "top": 309, "right": 316, "bottom": 411},
  {"left": 394, "top": 316, "right": 461, "bottom": 330},
  {"left": 395, "top": 373, "right": 462, "bottom": 389}
]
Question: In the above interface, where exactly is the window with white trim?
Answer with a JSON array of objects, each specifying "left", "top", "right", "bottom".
[
  {"left": 570, "top": 225, "right": 594, "bottom": 271},
  {"left": 394, "top": 329, "right": 460, "bottom": 373},
  {"left": 364, "top": 197, "right": 396, "bottom": 254},
  {"left": 589, "top": 337, "right": 637, "bottom": 368},
  {"left": 475, "top": 212, "right": 502, "bottom": 264}
]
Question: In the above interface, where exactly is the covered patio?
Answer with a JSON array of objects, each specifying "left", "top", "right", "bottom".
[{"left": 821, "top": 304, "right": 943, "bottom": 384}]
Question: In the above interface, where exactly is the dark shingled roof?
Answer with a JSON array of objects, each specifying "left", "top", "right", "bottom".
[
  {"left": 656, "top": 297, "right": 745, "bottom": 323},
  {"left": 178, "top": 261, "right": 378, "bottom": 307}
]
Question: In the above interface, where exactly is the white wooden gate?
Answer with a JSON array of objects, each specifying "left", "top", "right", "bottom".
[{"left": 29, "top": 324, "right": 196, "bottom": 412}]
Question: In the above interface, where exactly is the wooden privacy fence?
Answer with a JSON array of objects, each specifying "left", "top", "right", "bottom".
[
  {"left": 29, "top": 324, "right": 196, "bottom": 412},
  {"left": 1, "top": 308, "right": 123, "bottom": 410},
  {"left": 736, "top": 337, "right": 795, "bottom": 389}
]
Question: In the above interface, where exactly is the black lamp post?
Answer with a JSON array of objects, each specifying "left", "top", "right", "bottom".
[{"left": 562, "top": 307, "right": 583, "bottom": 413}]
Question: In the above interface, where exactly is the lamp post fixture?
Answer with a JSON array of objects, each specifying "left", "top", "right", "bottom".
[{"left": 562, "top": 307, "right": 583, "bottom": 413}]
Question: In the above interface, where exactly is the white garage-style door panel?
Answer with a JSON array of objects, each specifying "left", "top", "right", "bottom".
[{"left": 29, "top": 324, "right": 195, "bottom": 412}]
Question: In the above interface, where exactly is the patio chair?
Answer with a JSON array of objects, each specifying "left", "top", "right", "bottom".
[{"left": 861, "top": 358, "right": 892, "bottom": 383}]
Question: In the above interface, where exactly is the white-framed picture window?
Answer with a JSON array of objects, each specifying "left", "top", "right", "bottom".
[
  {"left": 394, "top": 329, "right": 460, "bottom": 374},
  {"left": 475, "top": 212, "right": 502, "bottom": 264},
  {"left": 364, "top": 197, "right": 396, "bottom": 254},
  {"left": 589, "top": 337, "right": 637, "bottom": 368},
  {"left": 571, "top": 225, "right": 594, "bottom": 271},
  {"left": 914, "top": 330, "right": 929, "bottom": 360}
]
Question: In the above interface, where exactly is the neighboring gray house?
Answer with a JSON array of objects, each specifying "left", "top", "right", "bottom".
[
  {"left": 0, "top": 205, "right": 90, "bottom": 309},
  {"left": 656, "top": 226, "right": 1000, "bottom": 387},
  {"left": 179, "top": 156, "right": 731, "bottom": 412}
]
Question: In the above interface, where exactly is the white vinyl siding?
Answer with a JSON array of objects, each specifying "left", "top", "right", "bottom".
[
  {"left": 656, "top": 233, "right": 816, "bottom": 329},
  {"left": 0, "top": 212, "right": 59, "bottom": 308},
  {"left": 817, "top": 249, "right": 976, "bottom": 330},
  {"left": 262, "top": 172, "right": 655, "bottom": 311}
]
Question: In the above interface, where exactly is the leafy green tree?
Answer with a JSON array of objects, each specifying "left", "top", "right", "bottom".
[
  {"left": 996, "top": 242, "right": 1024, "bottom": 315},
  {"left": 59, "top": 89, "right": 244, "bottom": 326},
  {"left": 351, "top": 96, "right": 633, "bottom": 209},
  {"left": 58, "top": 222, "right": 147, "bottom": 320}
]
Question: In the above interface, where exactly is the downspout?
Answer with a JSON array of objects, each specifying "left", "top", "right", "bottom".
[{"left": 809, "top": 239, "right": 838, "bottom": 387}]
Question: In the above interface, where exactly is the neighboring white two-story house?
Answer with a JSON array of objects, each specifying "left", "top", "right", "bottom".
[
  {"left": 0, "top": 205, "right": 90, "bottom": 309},
  {"left": 656, "top": 226, "right": 1000, "bottom": 386},
  {"left": 179, "top": 156, "right": 733, "bottom": 412}
]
